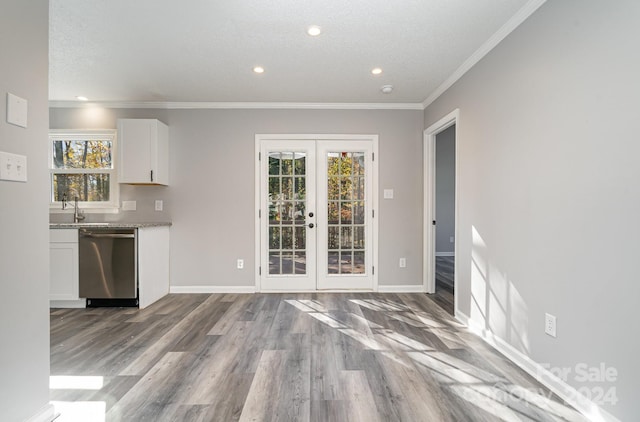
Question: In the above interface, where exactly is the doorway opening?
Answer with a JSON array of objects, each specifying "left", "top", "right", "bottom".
[{"left": 424, "top": 110, "right": 458, "bottom": 315}]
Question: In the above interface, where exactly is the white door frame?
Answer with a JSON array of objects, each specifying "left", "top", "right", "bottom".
[
  {"left": 255, "top": 134, "right": 379, "bottom": 292},
  {"left": 423, "top": 110, "right": 459, "bottom": 307}
]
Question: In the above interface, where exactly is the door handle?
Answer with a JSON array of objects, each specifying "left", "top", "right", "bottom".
[
  {"left": 308, "top": 212, "right": 314, "bottom": 217},
  {"left": 308, "top": 223, "right": 315, "bottom": 229}
]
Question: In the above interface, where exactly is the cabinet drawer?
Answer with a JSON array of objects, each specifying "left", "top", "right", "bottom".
[{"left": 50, "top": 229, "right": 78, "bottom": 243}]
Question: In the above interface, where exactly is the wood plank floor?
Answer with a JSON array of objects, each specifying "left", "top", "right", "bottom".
[
  {"left": 50, "top": 293, "right": 586, "bottom": 422},
  {"left": 433, "top": 256, "right": 455, "bottom": 315}
]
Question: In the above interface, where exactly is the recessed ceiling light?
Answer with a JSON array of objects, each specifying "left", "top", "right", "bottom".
[
  {"left": 76, "top": 96, "right": 89, "bottom": 101},
  {"left": 371, "top": 68, "right": 383, "bottom": 75},
  {"left": 307, "top": 25, "right": 322, "bottom": 36},
  {"left": 380, "top": 85, "right": 393, "bottom": 94},
  {"left": 253, "top": 66, "right": 265, "bottom": 74}
]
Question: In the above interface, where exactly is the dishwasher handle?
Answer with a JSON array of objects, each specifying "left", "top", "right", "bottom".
[{"left": 80, "top": 232, "right": 135, "bottom": 239}]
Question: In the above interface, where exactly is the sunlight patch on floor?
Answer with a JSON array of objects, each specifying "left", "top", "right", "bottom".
[
  {"left": 51, "top": 401, "right": 106, "bottom": 422},
  {"left": 50, "top": 375, "right": 104, "bottom": 390},
  {"left": 286, "top": 297, "right": 586, "bottom": 422}
]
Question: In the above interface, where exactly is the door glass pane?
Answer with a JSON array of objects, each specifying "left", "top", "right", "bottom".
[
  {"left": 340, "top": 251, "right": 353, "bottom": 274},
  {"left": 328, "top": 252, "right": 339, "bottom": 274},
  {"left": 269, "top": 252, "right": 281, "bottom": 274},
  {"left": 328, "top": 202, "right": 339, "bottom": 224},
  {"left": 268, "top": 151, "right": 307, "bottom": 275},
  {"left": 295, "top": 252, "right": 306, "bottom": 274},
  {"left": 326, "top": 151, "right": 366, "bottom": 275}
]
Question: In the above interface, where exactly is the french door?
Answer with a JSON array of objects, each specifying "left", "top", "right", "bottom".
[{"left": 258, "top": 136, "right": 376, "bottom": 291}]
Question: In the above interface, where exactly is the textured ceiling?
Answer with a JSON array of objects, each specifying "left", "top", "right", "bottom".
[{"left": 49, "top": 0, "right": 533, "bottom": 104}]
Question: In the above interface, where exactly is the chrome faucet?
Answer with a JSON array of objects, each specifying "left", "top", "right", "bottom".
[{"left": 62, "top": 193, "right": 86, "bottom": 223}]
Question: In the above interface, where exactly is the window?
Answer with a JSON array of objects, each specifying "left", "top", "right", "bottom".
[{"left": 49, "top": 130, "right": 118, "bottom": 209}]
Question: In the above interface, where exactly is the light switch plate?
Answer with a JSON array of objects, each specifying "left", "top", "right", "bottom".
[
  {"left": 383, "top": 189, "right": 394, "bottom": 199},
  {"left": 7, "top": 93, "right": 28, "bottom": 128},
  {"left": 0, "top": 151, "right": 27, "bottom": 182},
  {"left": 155, "top": 200, "right": 163, "bottom": 211}
]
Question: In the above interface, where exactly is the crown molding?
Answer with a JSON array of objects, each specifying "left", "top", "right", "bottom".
[
  {"left": 48, "top": 100, "right": 424, "bottom": 110},
  {"left": 422, "top": 0, "right": 547, "bottom": 109}
]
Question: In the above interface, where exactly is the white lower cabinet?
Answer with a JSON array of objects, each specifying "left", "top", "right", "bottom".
[
  {"left": 49, "top": 229, "right": 80, "bottom": 303},
  {"left": 138, "top": 226, "right": 170, "bottom": 309},
  {"left": 49, "top": 226, "right": 170, "bottom": 309}
]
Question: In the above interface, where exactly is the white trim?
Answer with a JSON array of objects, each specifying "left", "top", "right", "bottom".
[
  {"left": 50, "top": 299, "right": 86, "bottom": 309},
  {"left": 262, "top": 289, "right": 375, "bottom": 293},
  {"left": 169, "top": 285, "right": 256, "bottom": 294},
  {"left": 49, "top": 101, "right": 424, "bottom": 110},
  {"left": 422, "top": 0, "right": 547, "bottom": 108},
  {"left": 456, "top": 312, "right": 621, "bottom": 422},
  {"left": 26, "top": 404, "right": 56, "bottom": 422},
  {"left": 424, "top": 109, "right": 459, "bottom": 307},
  {"left": 378, "top": 284, "right": 425, "bottom": 293},
  {"left": 435, "top": 252, "right": 455, "bottom": 257}
]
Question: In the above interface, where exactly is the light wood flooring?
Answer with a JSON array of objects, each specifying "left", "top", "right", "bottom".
[{"left": 50, "top": 293, "right": 586, "bottom": 422}]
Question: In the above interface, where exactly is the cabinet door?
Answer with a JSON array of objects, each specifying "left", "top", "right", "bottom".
[
  {"left": 118, "top": 119, "right": 153, "bottom": 183},
  {"left": 118, "top": 119, "right": 169, "bottom": 185},
  {"left": 138, "top": 226, "right": 170, "bottom": 308},
  {"left": 50, "top": 242, "right": 79, "bottom": 300},
  {"left": 151, "top": 121, "right": 169, "bottom": 185}
]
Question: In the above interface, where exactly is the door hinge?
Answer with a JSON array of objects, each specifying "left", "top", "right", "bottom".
[
  {"left": 372, "top": 152, "right": 375, "bottom": 161},
  {"left": 258, "top": 152, "right": 261, "bottom": 161},
  {"left": 150, "top": 170, "right": 154, "bottom": 182},
  {"left": 372, "top": 266, "right": 375, "bottom": 275},
  {"left": 259, "top": 209, "right": 261, "bottom": 218},
  {"left": 259, "top": 266, "right": 262, "bottom": 275},
  {"left": 372, "top": 209, "right": 375, "bottom": 218}
]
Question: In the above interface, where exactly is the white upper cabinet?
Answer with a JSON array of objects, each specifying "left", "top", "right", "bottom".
[{"left": 118, "top": 119, "right": 169, "bottom": 185}]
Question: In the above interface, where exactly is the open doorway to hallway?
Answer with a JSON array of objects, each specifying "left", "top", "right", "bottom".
[
  {"left": 432, "top": 124, "right": 456, "bottom": 314},
  {"left": 424, "top": 109, "right": 458, "bottom": 316}
]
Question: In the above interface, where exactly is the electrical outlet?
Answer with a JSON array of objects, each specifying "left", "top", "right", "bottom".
[
  {"left": 450, "top": 236, "right": 454, "bottom": 243},
  {"left": 545, "top": 313, "right": 557, "bottom": 338},
  {"left": 237, "top": 259, "right": 244, "bottom": 269},
  {"left": 399, "top": 257, "right": 406, "bottom": 268},
  {"left": 155, "top": 200, "right": 163, "bottom": 211}
]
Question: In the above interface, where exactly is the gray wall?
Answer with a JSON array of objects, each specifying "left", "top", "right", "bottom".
[
  {"left": 424, "top": 0, "right": 639, "bottom": 419},
  {"left": 0, "top": 1, "right": 52, "bottom": 421},
  {"left": 50, "top": 108, "right": 425, "bottom": 288},
  {"left": 435, "top": 125, "right": 455, "bottom": 254}
]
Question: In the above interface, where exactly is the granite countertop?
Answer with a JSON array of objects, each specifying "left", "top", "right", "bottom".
[{"left": 50, "top": 222, "right": 172, "bottom": 229}]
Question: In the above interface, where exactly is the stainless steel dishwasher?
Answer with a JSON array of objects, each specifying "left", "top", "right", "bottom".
[{"left": 79, "top": 228, "right": 138, "bottom": 307}]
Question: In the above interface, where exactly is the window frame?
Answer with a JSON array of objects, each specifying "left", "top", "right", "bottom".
[{"left": 49, "top": 129, "right": 119, "bottom": 211}]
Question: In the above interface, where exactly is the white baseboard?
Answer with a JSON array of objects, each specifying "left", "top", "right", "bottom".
[
  {"left": 50, "top": 299, "right": 86, "bottom": 309},
  {"left": 377, "top": 284, "right": 425, "bottom": 293},
  {"left": 171, "top": 285, "right": 430, "bottom": 294},
  {"left": 169, "top": 285, "right": 256, "bottom": 294},
  {"left": 455, "top": 311, "right": 620, "bottom": 422},
  {"left": 26, "top": 404, "right": 56, "bottom": 422},
  {"left": 435, "top": 252, "right": 455, "bottom": 257}
]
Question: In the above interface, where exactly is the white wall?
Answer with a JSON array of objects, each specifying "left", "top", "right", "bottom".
[
  {"left": 0, "top": 1, "right": 53, "bottom": 421},
  {"left": 50, "top": 108, "right": 425, "bottom": 289},
  {"left": 435, "top": 125, "right": 455, "bottom": 254},
  {"left": 424, "top": 1, "right": 640, "bottom": 419}
]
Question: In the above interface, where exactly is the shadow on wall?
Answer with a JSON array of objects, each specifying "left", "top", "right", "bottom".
[{"left": 470, "top": 225, "right": 530, "bottom": 355}]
